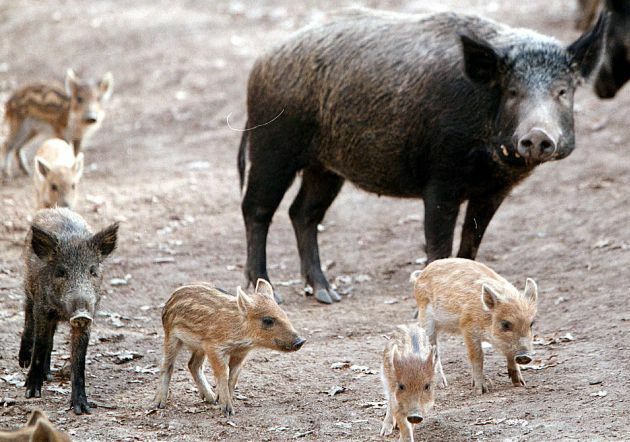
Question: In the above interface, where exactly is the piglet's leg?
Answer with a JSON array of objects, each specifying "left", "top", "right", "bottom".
[
  {"left": 464, "top": 332, "right": 489, "bottom": 394},
  {"left": 425, "top": 311, "right": 447, "bottom": 388},
  {"left": 24, "top": 313, "right": 56, "bottom": 399},
  {"left": 188, "top": 350, "right": 215, "bottom": 404},
  {"left": 507, "top": 358, "right": 525, "bottom": 387},
  {"left": 394, "top": 408, "right": 415, "bottom": 442},
  {"left": 154, "top": 334, "right": 182, "bottom": 408},
  {"left": 380, "top": 399, "right": 395, "bottom": 436},
  {"left": 19, "top": 296, "right": 35, "bottom": 368},
  {"left": 70, "top": 324, "right": 93, "bottom": 415},
  {"left": 206, "top": 349, "right": 233, "bottom": 416},
  {"left": 228, "top": 352, "right": 248, "bottom": 398}
]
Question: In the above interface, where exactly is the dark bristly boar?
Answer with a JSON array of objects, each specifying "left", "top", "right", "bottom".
[
  {"left": 154, "top": 279, "right": 305, "bottom": 416},
  {"left": 593, "top": 0, "right": 630, "bottom": 98},
  {"left": 238, "top": 9, "right": 607, "bottom": 304},
  {"left": 413, "top": 258, "right": 538, "bottom": 394},
  {"left": 19, "top": 208, "right": 118, "bottom": 415},
  {"left": 381, "top": 324, "right": 437, "bottom": 442},
  {"left": 0, "top": 409, "right": 71, "bottom": 442}
]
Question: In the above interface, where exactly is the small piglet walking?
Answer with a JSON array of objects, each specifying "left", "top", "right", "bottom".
[
  {"left": 154, "top": 279, "right": 306, "bottom": 416},
  {"left": 19, "top": 208, "right": 118, "bottom": 414},
  {"left": 413, "top": 258, "right": 538, "bottom": 394},
  {"left": 381, "top": 324, "right": 437, "bottom": 442}
]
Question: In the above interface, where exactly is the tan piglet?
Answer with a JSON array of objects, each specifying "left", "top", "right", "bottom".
[
  {"left": 413, "top": 258, "right": 539, "bottom": 394},
  {"left": 154, "top": 279, "right": 306, "bottom": 416},
  {"left": 33, "top": 138, "right": 83, "bottom": 210}
]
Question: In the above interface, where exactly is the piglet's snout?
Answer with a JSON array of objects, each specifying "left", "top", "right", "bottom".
[
  {"left": 70, "top": 311, "right": 93, "bottom": 328},
  {"left": 407, "top": 413, "right": 423, "bottom": 424},
  {"left": 515, "top": 352, "right": 533, "bottom": 365},
  {"left": 292, "top": 337, "right": 306, "bottom": 351}
]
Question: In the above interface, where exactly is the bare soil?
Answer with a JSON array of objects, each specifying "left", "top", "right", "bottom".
[{"left": 0, "top": 1, "right": 628, "bottom": 441}]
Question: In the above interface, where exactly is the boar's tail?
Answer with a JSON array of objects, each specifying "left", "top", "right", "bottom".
[
  {"left": 237, "top": 124, "right": 248, "bottom": 190},
  {"left": 409, "top": 270, "right": 423, "bottom": 284}
]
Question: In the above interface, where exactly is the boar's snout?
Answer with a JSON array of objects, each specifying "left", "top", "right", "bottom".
[
  {"left": 407, "top": 413, "right": 423, "bottom": 424},
  {"left": 69, "top": 311, "right": 93, "bottom": 328},
  {"left": 517, "top": 128, "right": 557, "bottom": 161},
  {"left": 292, "top": 337, "right": 306, "bottom": 351},
  {"left": 514, "top": 353, "right": 532, "bottom": 365}
]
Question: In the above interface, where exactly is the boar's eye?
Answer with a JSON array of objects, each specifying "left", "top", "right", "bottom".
[
  {"left": 76, "top": 96, "right": 84, "bottom": 104},
  {"left": 424, "top": 383, "right": 431, "bottom": 391},
  {"left": 507, "top": 88, "right": 519, "bottom": 98},
  {"left": 557, "top": 88, "right": 567, "bottom": 98},
  {"left": 398, "top": 384, "right": 405, "bottom": 391},
  {"left": 89, "top": 265, "right": 98, "bottom": 277},
  {"left": 54, "top": 266, "right": 67, "bottom": 278},
  {"left": 261, "top": 316, "right": 275, "bottom": 328},
  {"left": 500, "top": 320, "right": 512, "bottom": 331},
  {"left": 51, "top": 184, "right": 58, "bottom": 192}
]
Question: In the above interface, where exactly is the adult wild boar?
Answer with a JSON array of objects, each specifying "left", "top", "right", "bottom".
[
  {"left": 593, "top": 0, "right": 630, "bottom": 98},
  {"left": 238, "top": 9, "right": 606, "bottom": 304}
]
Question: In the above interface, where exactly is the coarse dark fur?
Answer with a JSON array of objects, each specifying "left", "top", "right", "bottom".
[
  {"left": 594, "top": 0, "right": 630, "bottom": 98},
  {"left": 238, "top": 9, "right": 607, "bottom": 304},
  {"left": 19, "top": 208, "right": 118, "bottom": 415}
]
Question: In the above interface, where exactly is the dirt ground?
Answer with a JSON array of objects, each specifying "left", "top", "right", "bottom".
[{"left": 0, "top": 0, "right": 628, "bottom": 441}]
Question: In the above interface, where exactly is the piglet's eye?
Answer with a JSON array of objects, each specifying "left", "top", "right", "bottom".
[
  {"left": 500, "top": 320, "right": 512, "bottom": 331},
  {"left": 51, "top": 184, "right": 58, "bottom": 192},
  {"left": 530, "top": 321, "right": 535, "bottom": 328},
  {"left": 424, "top": 383, "right": 431, "bottom": 391},
  {"left": 398, "top": 384, "right": 405, "bottom": 391},
  {"left": 261, "top": 316, "right": 275, "bottom": 328}
]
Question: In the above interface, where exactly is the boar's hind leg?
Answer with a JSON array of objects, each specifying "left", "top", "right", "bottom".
[
  {"left": 18, "top": 296, "right": 35, "bottom": 368},
  {"left": 457, "top": 192, "right": 508, "bottom": 260},
  {"left": 188, "top": 350, "right": 216, "bottom": 404},
  {"left": 241, "top": 154, "right": 298, "bottom": 304},
  {"left": 423, "top": 185, "right": 461, "bottom": 262},
  {"left": 289, "top": 167, "right": 344, "bottom": 304},
  {"left": 70, "top": 324, "right": 93, "bottom": 414},
  {"left": 24, "top": 312, "right": 56, "bottom": 399}
]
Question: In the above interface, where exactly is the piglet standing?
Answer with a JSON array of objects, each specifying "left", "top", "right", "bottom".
[
  {"left": 33, "top": 138, "right": 84, "bottom": 210},
  {"left": 381, "top": 324, "right": 437, "bottom": 442},
  {"left": 412, "top": 258, "right": 538, "bottom": 394},
  {"left": 154, "top": 279, "right": 306, "bottom": 416},
  {"left": 19, "top": 208, "right": 118, "bottom": 414}
]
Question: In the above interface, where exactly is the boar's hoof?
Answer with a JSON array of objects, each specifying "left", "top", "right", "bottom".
[
  {"left": 314, "top": 288, "right": 341, "bottom": 304},
  {"left": 71, "top": 397, "right": 94, "bottom": 415},
  {"left": 272, "top": 290, "right": 284, "bottom": 304},
  {"left": 24, "top": 385, "right": 42, "bottom": 399},
  {"left": 18, "top": 349, "right": 32, "bottom": 368}
]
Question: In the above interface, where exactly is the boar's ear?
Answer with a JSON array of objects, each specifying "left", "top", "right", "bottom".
[
  {"left": 254, "top": 278, "right": 274, "bottom": 299},
  {"left": 90, "top": 222, "right": 119, "bottom": 257},
  {"left": 100, "top": 72, "right": 114, "bottom": 101},
  {"left": 481, "top": 284, "right": 502, "bottom": 311},
  {"left": 567, "top": 12, "right": 608, "bottom": 79},
  {"left": 35, "top": 157, "right": 51, "bottom": 180},
  {"left": 236, "top": 286, "right": 254, "bottom": 315},
  {"left": 26, "top": 409, "right": 46, "bottom": 427},
  {"left": 73, "top": 152, "right": 84, "bottom": 179},
  {"left": 31, "top": 225, "right": 58, "bottom": 261},
  {"left": 460, "top": 33, "right": 503, "bottom": 85},
  {"left": 65, "top": 68, "right": 79, "bottom": 96},
  {"left": 607, "top": 0, "right": 630, "bottom": 13},
  {"left": 523, "top": 278, "right": 538, "bottom": 302}
]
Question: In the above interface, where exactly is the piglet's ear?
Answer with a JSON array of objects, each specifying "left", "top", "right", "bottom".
[
  {"left": 73, "top": 152, "right": 84, "bottom": 179},
  {"left": 390, "top": 345, "right": 401, "bottom": 370},
  {"left": 524, "top": 278, "right": 538, "bottom": 303},
  {"left": 428, "top": 344, "right": 438, "bottom": 367},
  {"left": 481, "top": 284, "right": 502, "bottom": 311},
  {"left": 90, "top": 222, "right": 119, "bottom": 258},
  {"left": 460, "top": 33, "right": 503, "bottom": 85},
  {"left": 255, "top": 278, "right": 274, "bottom": 299},
  {"left": 100, "top": 72, "right": 114, "bottom": 101},
  {"left": 236, "top": 286, "right": 253, "bottom": 315},
  {"left": 35, "top": 157, "right": 51, "bottom": 180},
  {"left": 26, "top": 410, "right": 46, "bottom": 427},
  {"left": 31, "top": 225, "right": 58, "bottom": 261},
  {"left": 567, "top": 12, "right": 608, "bottom": 79},
  {"left": 65, "top": 68, "right": 79, "bottom": 96},
  {"left": 31, "top": 418, "right": 57, "bottom": 441}
]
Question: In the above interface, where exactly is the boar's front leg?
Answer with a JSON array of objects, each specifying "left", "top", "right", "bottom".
[
  {"left": 457, "top": 192, "right": 508, "bottom": 259},
  {"left": 289, "top": 167, "right": 344, "bottom": 304},
  {"left": 19, "top": 296, "right": 35, "bottom": 368},
  {"left": 423, "top": 185, "right": 461, "bottom": 262},
  {"left": 24, "top": 310, "right": 56, "bottom": 399},
  {"left": 70, "top": 324, "right": 93, "bottom": 414}
]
